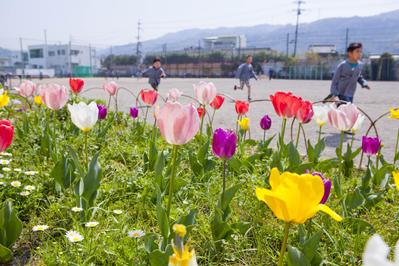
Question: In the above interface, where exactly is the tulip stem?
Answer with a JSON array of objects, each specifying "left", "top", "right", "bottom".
[
  {"left": 317, "top": 126, "right": 322, "bottom": 142},
  {"left": 339, "top": 131, "right": 345, "bottom": 157},
  {"left": 278, "top": 222, "right": 290, "bottom": 266},
  {"left": 394, "top": 127, "right": 399, "bottom": 165},
  {"left": 84, "top": 132, "right": 88, "bottom": 169},
  {"left": 199, "top": 105, "right": 205, "bottom": 135},
  {"left": 295, "top": 123, "right": 301, "bottom": 148},
  {"left": 222, "top": 159, "right": 227, "bottom": 207},
  {"left": 143, "top": 107, "right": 149, "bottom": 127},
  {"left": 211, "top": 109, "right": 216, "bottom": 132},
  {"left": 263, "top": 130, "right": 266, "bottom": 143},
  {"left": 280, "top": 118, "right": 287, "bottom": 147},
  {"left": 166, "top": 145, "right": 179, "bottom": 219}
]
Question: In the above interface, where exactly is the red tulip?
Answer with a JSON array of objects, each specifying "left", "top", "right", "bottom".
[
  {"left": 69, "top": 78, "right": 84, "bottom": 94},
  {"left": 296, "top": 100, "right": 314, "bottom": 124},
  {"left": 197, "top": 107, "right": 205, "bottom": 118},
  {"left": 210, "top": 95, "right": 225, "bottom": 110},
  {"left": 140, "top": 89, "right": 158, "bottom": 106},
  {"left": 270, "top": 92, "right": 295, "bottom": 118},
  {"left": 0, "top": 120, "right": 14, "bottom": 152},
  {"left": 235, "top": 100, "right": 249, "bottom": 115}
]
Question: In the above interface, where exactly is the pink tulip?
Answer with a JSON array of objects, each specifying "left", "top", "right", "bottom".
[
  {"left": 167, "top": 88, "right": 183, "bottom": 102},
  {"left": 39, "top": 84, "right": 68, "bottom": 110},
  {"left": 157, "top": 102, "right": 200, "bottom": 145},
  {"left": 193, "top": 81, "right": 217, "bottom": 105},
  {"left": 15, "top": 80, "right": 36, "bottom": 98},
  {"left": 328, "top": 103, "right": 360, "bottom": 131},
  {"left": 103, "top": 81, "right": 118, "bottom": 96}
]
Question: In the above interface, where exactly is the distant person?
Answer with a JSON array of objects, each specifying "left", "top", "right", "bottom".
[
  {"left": 142, "top": 58, "right": 166, "bottom": 91},
  {"left": 268, "top": 69, "right": 274, "bottom": 80},
  {"left": 234, "top": 55, "right": 258, "bottom": 101},
  {"left": 324, "top": 42, "right": 370, "bottom": 104}
]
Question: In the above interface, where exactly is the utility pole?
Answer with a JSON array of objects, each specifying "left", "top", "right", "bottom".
[
  {"left": 293, "top": 0, "right": 305, "bottom": 57},
  {"left": 162, "top": 43, "right": 167, "bottom": 65},
  {"left": 345, "top": 28, "right": 349, "bottom": 52},
  {"left": 286, "top": 33, "right": 290, "bottom": 57},
  {"left": 136, "top": 20, "right": 142, "bottom": 61},
  {"left": 68, "top": 36, "right": 72, "bottom": 77},
  {"left": 19, "top": 37, "right": 25, "bottom": 73},
  {"left": 44, "top": 29, "right": 48, "bottom": 68},
  {"left": 89, "top": 43, "right": 92, "bottom": 76}
]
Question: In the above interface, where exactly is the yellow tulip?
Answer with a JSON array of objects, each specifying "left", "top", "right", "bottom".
[
  {"left": 256, "top": 168, "right": 342, "bottom": 224},
  {"left": 173, "top": 224, "right": 187, "bottom": 238},
  {"left": 169, "top": 244, "right": 197, "bottom": 266},
  {"left": 393, "top": 171, "right": 399, "bottom": 191},
  {"left": 237, "top": 117, "right": 250, "bottom": 131},
  {"left": 34, "top": 95, "right": 43, "bottom": 105},
  {"left": 389, "top": 108, "right": 399, "bottom": 119},
  {"left": 0, "top": 92, "right": 10, "bottom": 108}
]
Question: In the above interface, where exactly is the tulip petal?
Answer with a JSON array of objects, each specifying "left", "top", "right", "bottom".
[{"left": 316, "top": 204, "right": 343, "bottom": 222}]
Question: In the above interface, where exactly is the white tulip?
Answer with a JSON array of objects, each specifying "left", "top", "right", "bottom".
[
  {"left": 363, "top": 234, "right": 399, "bottom": 266},
  {"left": 68, "top": 102, "right": 99, "bottom": 132},
  {"left": 313, "top": 105, "right": 330, "bottom": 127},
  {"left": 351, "top": 113, "right": 365, "bottom": 133}
]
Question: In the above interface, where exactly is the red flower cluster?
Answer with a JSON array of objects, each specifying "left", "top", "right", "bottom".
[{"left": 270, "top": 91, "right": 314, "bottom": 123}]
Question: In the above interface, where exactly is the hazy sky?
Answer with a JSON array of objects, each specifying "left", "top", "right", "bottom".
[{"left": 1, "top": 0, "right": 398, "bottom": 50}]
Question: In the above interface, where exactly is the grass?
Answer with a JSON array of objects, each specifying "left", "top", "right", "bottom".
[{"left": 1, "top": 105, "right": 398, "bottom": 266}]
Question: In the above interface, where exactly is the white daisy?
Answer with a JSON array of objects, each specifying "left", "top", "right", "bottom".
[
  {"left": 32, "top": 225, "right": 49, "bottom": 232},
  {"left": 14, "top": 168, "right": 22, "bottom": 172},
  {"left": 71, "top": 207, "right": 83, "bottom": 212},
  {"left": 10, "top": 181, "right": 21, "bottom": 187},
  {"left": 0, "top": 152, "right": 12, "bottom": 157},
  {"left": 24, "top": 185, "right": 36, "bottom": 191},
  {"left": 0, "top": 174, "right": 4, "bottom": 178},
  {"left": 24, "top": 171, "right": 38, "bottom": 176},
  {"left": 66, "top": 230, "right": 84, "bottom": 243},
  {"left": 0, "top": 159, "right": 10, "bottom": 165},
  {"left": 20, "top": 191, "right": 30, "bottom": 196},
  {"left": 0, "top": 182, "right": 6, "bottom": 186},
  {"left": 3, "top": 167, "right": 11, "bottom": 172},
  {"left": 113, "top": 209, "right": 123, "bottom": 215},
  {"left": 85, "top": 221, "right": 99, "bottom": 228},
  {"left": 128, "top": 230, "right": 145, "bottom": 238}
]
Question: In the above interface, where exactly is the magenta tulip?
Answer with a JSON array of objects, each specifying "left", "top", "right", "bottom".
[
  {"left": 130, "top": 107, "right": 139, "bottom": 119},
  {"left": 362, "top": 136, "right": 381, "bottom": 156},
  {"left": 260, "top": 115, "right": 272, "bottom": 130},
  {"left": 156, "top": 102, "right": 200, "bottom": 145},
  {"left": 39, "top": 84, "right": 68, "bottom": 110},
  {"left": 212, "top": 128, "right": 237, "bottom": 159},
  {"left": 97, "top": 104, "right": 107, "bottom": 120}
]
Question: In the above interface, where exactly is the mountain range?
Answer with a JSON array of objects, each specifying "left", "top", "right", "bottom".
[{"left": 103, "top": 9, "right": 399, "bottom": 56}]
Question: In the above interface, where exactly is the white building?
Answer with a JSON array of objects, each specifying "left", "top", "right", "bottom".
[
  {"left": 308, "top": 45, "right": 337, "bottom": 55},
  {"left": 28, "top": 44, "right": 97, "bottom": 76},
  {"left": 203, "top": 35, "right": 247, "bottom": 50}
]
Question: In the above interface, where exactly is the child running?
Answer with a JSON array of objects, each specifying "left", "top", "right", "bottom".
[
  {"left": 142, "top": 57, "right": 166, "bottom": 91},
  {"left": 234, "top": 55, "right": 258, "bottom": 101},
  {"left": 324, "top": 42, "right": 370, "bottom": 103}
]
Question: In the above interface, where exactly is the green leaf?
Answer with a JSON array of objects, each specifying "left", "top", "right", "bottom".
[
  {"left": 149, "top": 249, "right": 169, "bottom": 266},
  {"left": 287, "top": 246, "right": 311, "bottom": 266},
  {"left": 66, "top": 145, "right": 84, "bottom": 177},
  {"left": 143, "top": 233, "right": 158, "bottom": 253},
  {"left": 52, "top": 156, "right": 76, "bottom": 190},
  {"left": 344, "top": 188, "right": 365, "bottom": 211},
  {"left": 197, "top": 138, "right": 210, "bottom": 165},
  {"left": 220, "top": 184, "right": 241, "bottom": 212},
  {"left": 343, "top": 217, "right": 375, "bottom": 234},
  {"left": 301, "top": 232, "right": 321, "bottom": 262},
  {"left": 0, "top": 200, "right": 22, "bottom": 263},
  {"left": 154, "top": 151, "right": 165, "bottom": 189},
  {"left": 228, "top": 157, "right": 242, "bottom": 173},
  {"left": 156, "top": 204, "right": 169, "bottom": 241},
  {"left": 188, "top": 152, "right": 203, "bottom": 177},
  {"left": 287, "top": 142, "right": 301, "bottom": 167}
]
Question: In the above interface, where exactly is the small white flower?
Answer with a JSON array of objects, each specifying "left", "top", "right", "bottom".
[
  {"left": 0, "top": 159, "right": 10, "bottom": 165},
  {"left": 0, "top": 152, "right": 12, "bottom": 157},
  {"left": 32, "top": 225, "right": 49, "bottom": 232},
  {"left": 24, "top": 171, "right": 38, "bottom": 176},
  {"left": 85, "top": 221, "right": 99, "bottom": 228},
  {"left": 20, "top": 191, "right": 30, "bottom": 196},
  {"left": 128, "top": 230, "right": 145, "bottom": 238},
  {"left": 24, "top": 185, "right": 36, "bottom": 191},
  {"left": 113, "top": 209, "right": 123, "bottom": 215},
  {"left": 3, "top": 167, "right": 11, "bottom": 172},
  {"left": 0, "top": 174, "right": 4, "bottom": 178},
  {"left": 0, "top": 182, "right": 6, "bottom": 186},
  {"left": 66, "top": 230, "right": 84, "bottom": 243},
  {"left": 14, "top": 168, "right": 22, "bottom": 172},
  {"left": 71, "top": 207, "right": 83, "bottom": 212},
  {"left": 10, "top": 181, "right": 21, "bottom": 187},
  {"left": 363, "top": 234, "right": 399, "bottom": 265}
]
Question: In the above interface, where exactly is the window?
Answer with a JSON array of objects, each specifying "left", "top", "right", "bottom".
[
  {"left": 48, "top": 51, "right": 55, "bottom": 56},
  {"left": 57, "top": 50, "right": 65, "bottom": 55},
  {"left": 70, "top": 50, "right": 79, "bottom": 56},
  {"left": 29, "top": 49, "right": 43, "bottom": 58}
]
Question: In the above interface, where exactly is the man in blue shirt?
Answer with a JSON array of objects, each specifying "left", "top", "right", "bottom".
[
  {"left": 234, "top": 55, "right": 258, "bottom": 101},
  {"left": 142, "top": 58, "right": 166, "bottom": 91},
  {"left": 325, "top": 43, "right": 370, "bottom": 103}
]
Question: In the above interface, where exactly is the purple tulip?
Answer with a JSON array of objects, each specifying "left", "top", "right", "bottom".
[
  {"left": 260, "top": 115, "right": 272, "bottom": 130},
  {"left": 362, "top": 136, "right": 381, "bottom": 156},
  {"left": 130, "top": 107, "right": 139, "bottom": 119},
  {"left": 311, "top": 172, "right": 331, "bottom": 204},
  {"left": 97, "top": 104, "right": 107, "bottom": 120},
  {"left": 212, "top": 128, "right": 237, "bottom": 159}
]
